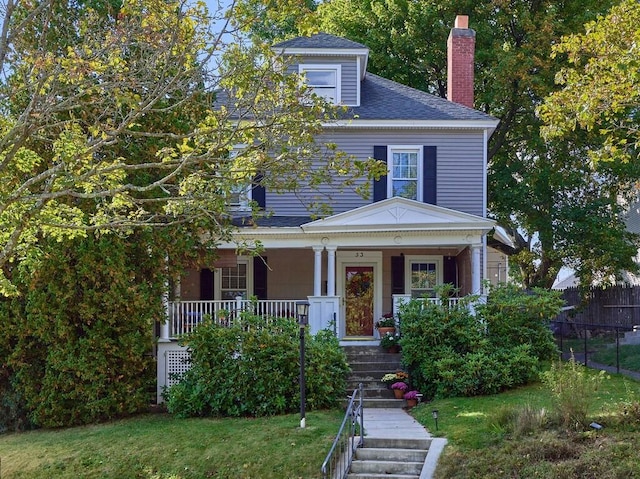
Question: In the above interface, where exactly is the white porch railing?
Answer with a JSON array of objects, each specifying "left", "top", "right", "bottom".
[
  {"left": 167, "top": 299, "right": 299, "bottom": 338},
  {"left": 392, "top": 294, "right": 461, "bottom": 318}
]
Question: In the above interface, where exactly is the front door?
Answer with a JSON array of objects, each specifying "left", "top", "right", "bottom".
[{"left": 344, "top": 266, "right": 375, "bottom": 336}]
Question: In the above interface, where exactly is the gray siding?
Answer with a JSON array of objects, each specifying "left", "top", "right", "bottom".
[
  {"left": 285, "top": 56, "right": 358, "bottom": 106},
  {"left": 265, "top": 129, "right": 486, "bottom": 217}
]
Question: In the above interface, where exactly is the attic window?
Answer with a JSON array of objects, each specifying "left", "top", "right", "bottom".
[{"left": 299, "top": 64, "right": 341, "bottom": 104}]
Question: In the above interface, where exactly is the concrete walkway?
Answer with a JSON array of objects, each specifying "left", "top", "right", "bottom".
[{"left": 362, "top": 408, "right": 447, "bottom": 479}]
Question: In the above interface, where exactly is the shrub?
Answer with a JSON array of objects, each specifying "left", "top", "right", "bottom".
[
  {"left": 541, "top": 356, "right": 607, "bottom": 430},
  {"left": 165, "top": 317, "right": 349, "bottom": 418},
  {"left": 399, "top": 284, "right": 557, "bottom": 399},
  {"left": 476, "top": 284, "right": 562, "bottom": 361},
  {"left": 0, "top": 234, "right": 163, "bottom": 429}
]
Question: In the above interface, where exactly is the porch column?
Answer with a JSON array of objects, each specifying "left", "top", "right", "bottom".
[
  {"left": 313, "top": 246, "right": 323, "bottom": 296},
  {"left": 471, "top": 243, "right": 482, "bottom": 294},
  {"left": 160, "top": 256, "right": 171, "bottom": 342},
  {"left": 326, "top": 246, "right": 337, "bottom": 297}
]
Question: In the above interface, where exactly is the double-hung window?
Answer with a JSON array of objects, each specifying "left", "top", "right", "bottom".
[
  {"left": 217, "top": 257, "right": 253, "bottom": 300},
  {"left": 388, "top": 146, "right": 423, "bottom": 201},
  {"left": 299, "top": 64, "right": 341, "bottom": 104},
  {"left": 405, "top": 256, "right": 442, "bottom": 298}
]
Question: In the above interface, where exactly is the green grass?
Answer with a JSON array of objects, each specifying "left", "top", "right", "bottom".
[
  {"left": 0, "top": 410, "right": 343, "bottom": 479},
  {"left": 411, "top": 372, "right": 640, "bottom": 478},
  {"left": 592, "top": 344, "right": 640, "bottom": 371}
]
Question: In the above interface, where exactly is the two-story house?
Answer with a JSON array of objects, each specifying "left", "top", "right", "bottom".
[{"left": 157, "top": 16, "right": 499, "bottom": 399}]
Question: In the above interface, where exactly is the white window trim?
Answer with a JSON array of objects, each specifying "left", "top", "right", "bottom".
[
  {"left": 404, "top": 255, "right": 443, "bottom": 297},
  {"left": 229, "top": 145, "right": 252, "bottom": 211},
  {"left": 215, "top": 256, "right": 254, "bottom": 301},
  {"left": 298, "top": 64, "right": 342, "bottom": 104},
  {"left": 387, "top": 145, "right": 423, "bottom": 201}
]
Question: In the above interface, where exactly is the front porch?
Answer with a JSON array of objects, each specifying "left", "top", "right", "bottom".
[
  {"left": 160, "top": 295, "right": 464, "bottom": 340},
  {"left": 156, "top": 198, "right": 494, "bottom": 402}
]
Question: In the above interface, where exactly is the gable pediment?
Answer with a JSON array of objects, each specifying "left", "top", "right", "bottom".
[{"left": 301, "top": 197, "right": 495, "bottom": 233}]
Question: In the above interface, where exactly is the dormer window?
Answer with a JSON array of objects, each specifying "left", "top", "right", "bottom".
[{"left": 299, "top": 64, "right": 342, "bottom": 104}]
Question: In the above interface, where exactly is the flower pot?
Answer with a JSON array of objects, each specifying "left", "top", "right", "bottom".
[
  {"left": 406, "top": 398, "right": 418, "bottom": 408},
  {"left": 378, "top": 327, "right": 396, "bottom": 336},
  {"left": 393, "top": 389, "right": 405, "bottom": 399},
  {"left": 386, "top": 345, "right": 400, "bottom": 353}
]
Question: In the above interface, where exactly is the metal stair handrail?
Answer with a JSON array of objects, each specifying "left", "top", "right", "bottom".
[{"left": 321, "top": 383, "right": 364, "bottom": 479}]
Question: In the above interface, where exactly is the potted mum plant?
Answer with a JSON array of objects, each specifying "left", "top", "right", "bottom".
[
  {"left": 391, "top": 381, "right": 408, "bottom": 399},
  {"left": 381, "top": 371, "right": 408, "bottom": 386},
  {"left": 404, "top": 390, "right": 420, "bottom": 408}
]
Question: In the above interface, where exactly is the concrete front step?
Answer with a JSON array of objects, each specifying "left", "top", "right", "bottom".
[
  {"left": 349, "top": 459, "right": 424, "bottom": 475},
  {"left": 347, "top": 474, "right": 419, "bottom": 479},
  {"left": 348, "top": 362, "right": 403, "bottom": 372},
  {"left": 364, "top": 438, "right": 432, "bottom": 449},
  {"left": 346, "top": 438, "right": 432, "bottom": 479},
  {"left": 363, "top": 398, "right": 405, "bottom": 408},
  {"left": 355, "top": 447, "right": 428, "bottom": 462},
  {"left": 343, "top": 345, "right": 407, "bottom": 409},
  {"left": 351, "top": 389, "right": 397, "bottom": 399}
]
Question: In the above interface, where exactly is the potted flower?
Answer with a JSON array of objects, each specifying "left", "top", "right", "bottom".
[
  {"left": 404, "top": 390, "right": 420, "bottom": 408},
  {"left": 391, "top": 381, "right": 408, "bottom": 399},
  {"left": 381, "top": 373, "right": 398, "bottom": 385},
  {"left": 381, "top": 371, "right": 408, "bottom": 388},
  {"left": 380, "top": 332, "right": 401, "bottom": 353},
  {"left": 375, "top": 313, "right": 396, "bottom": 336}
]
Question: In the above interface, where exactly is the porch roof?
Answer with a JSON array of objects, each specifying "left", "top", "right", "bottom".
[
  {"left": 226, "top": 198, "right": 494, "bottom": 249},
  {"left": 301, "top": 197, "right": 495, "bottom": 234}
]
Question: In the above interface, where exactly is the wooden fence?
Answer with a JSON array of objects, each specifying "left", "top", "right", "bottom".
[{"left": 558, "top": 285, "right": 640, "bottom": 327}]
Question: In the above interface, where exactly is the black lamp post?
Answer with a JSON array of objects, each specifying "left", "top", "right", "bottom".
[
  {"left": 296, "top": 300, "right": 310, "bottom": 429},
  {"left": 432, "top": 409, "right": 439, "bottom": 431}
]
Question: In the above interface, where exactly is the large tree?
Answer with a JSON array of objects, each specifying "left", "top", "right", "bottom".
[
  {"left": 0, "top": 0, "right": 383, "bottom": 429},
  {"left": 0, "top": 0, "right": 378, "bottom": 295},
  {"left": 243, "top": 0, "right": 638, "bottom": 288},
  {"left": 540, "top": 0, "right": 640, "bottom": 166}
]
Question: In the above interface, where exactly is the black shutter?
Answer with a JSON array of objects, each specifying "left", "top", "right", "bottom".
[
  {"left": 200, "top": 268, "right": 214, "bottom": 300},
  {"left": 391, "top": 256, "right": 405, "bottom": 294},
  {"left": 443, "top": 256, "right": 457, "bottom": 288},
  {"left": 253, "top": 256, "right": 268, "bottom": 300},
  {"left": 373, "top": 145, "right": 388, "bottom": 202},
  {"left": 253, "top": 173, "right": 265, "bottom": 208},
  {"left": 423, "top": 146, "right": 437, "bottom": 204}
]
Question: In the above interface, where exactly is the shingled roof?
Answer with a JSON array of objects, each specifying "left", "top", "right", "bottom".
[
  {"left": 273, "top": 32, "right": 368, "bottom": 50},
  {"left": 273, "top": 32, "right": 496, "bottom": 123},
  {"left": 347, "top": 73, "right": 495, "bottom": 122}
]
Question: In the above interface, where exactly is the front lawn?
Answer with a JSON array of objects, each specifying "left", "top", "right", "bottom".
[
  {"left": 411, "top": 371, "right": 640, "bottom": 478},
  {"left": 0, "top": 410, "right": 343, "bottom": 479}
]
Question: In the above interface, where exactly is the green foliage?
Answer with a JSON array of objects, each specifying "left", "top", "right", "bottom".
[
  {"left": 477, "top": 284, "right": 563, "bottom": 360},
  {"left": 0, "top": 233, "right": 166, "bottom": 429},
  {"left": 541, "top": 357, "right": 607, "bottom": 430},
  {"left": 307, "top": 0, "right": 629, "bottom": 288},
  {"left": 541, "top": 0, "right": 640, "bottom": 165},
  {"left": 165, "top": 318, "right": 349, "bottom": 418},
  {"left": 400, "top": 284, "right": 560, "bottom": 399},
  {"left": 490, "top": 403, "right": 549, "bottom": 438}
]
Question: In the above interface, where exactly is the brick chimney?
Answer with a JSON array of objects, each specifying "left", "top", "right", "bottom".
[{"left": 447, "top": 15, "right": 475, "bottom": 108}]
